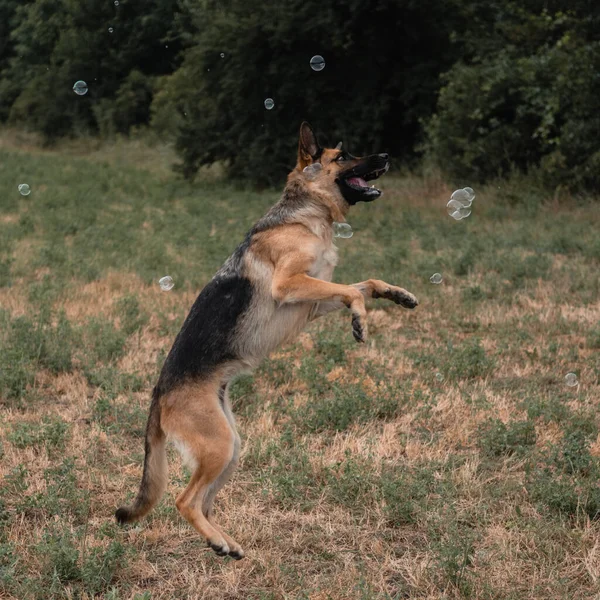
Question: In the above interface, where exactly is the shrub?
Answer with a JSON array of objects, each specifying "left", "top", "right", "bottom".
[{"left": 427, "top": 5, "right": 600, "bottom": 191}]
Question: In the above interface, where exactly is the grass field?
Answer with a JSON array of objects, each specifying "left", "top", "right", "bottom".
[{"left": 1, "top": 130, "right": 600, "bottom": 599}]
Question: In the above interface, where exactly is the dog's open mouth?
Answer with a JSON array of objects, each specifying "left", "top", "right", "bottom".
[{"left": 338, "top": 162, "right": 389, "bottom": 204}]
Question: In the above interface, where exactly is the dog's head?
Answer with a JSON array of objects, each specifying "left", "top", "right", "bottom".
[{"left": 295, "top": 122, "right": 390, "bottom": 206}]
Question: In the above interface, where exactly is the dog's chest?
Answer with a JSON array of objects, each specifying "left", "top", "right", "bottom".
[{"left": 309, "top": 244, "right": 338, "bottom": 282}]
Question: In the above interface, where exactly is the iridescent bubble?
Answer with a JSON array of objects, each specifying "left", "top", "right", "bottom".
[
  {"left": 565, "top": 372, "right": 578, "bottom": 387},
  {"left": 72, "top": 80, "right": 88, "bottom": 96},
  {"left": 220, "top": 52, "right": 225, "bottom": 58},
  {"left": 18, "top": 183, "right": 31, "bottom": 196},
  {"left": 430, "top": 273, "right": 442, "bottom": 284},
  {"left": 435, "top": 372, "right": 444, "bottom": 382},
  {"left": 108, "top": 27, "right": 114, "bottom": 33},
  {"left": 264, "top": 98, "right": 274, "bottom": 110},
  {"left": 333, "top": 222, "right": 353, "bottom": 239},
  {"left": 310, "top": 55, "right": 325, "bottom": 71},
  {"left": 303, "top": 163, "right": 322, "bottom": 180},
  {"left": 159, "top": 276, "right": 174, "bottom": 291}
]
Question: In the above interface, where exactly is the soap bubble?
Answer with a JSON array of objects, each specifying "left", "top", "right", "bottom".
[
  {"left": 264, "top": 98, "right": 274, "bottom": 110},
  {"left": 108, "top": 27, "right": 114, "bottom": 33},
  {"left": 220, "top": 52, "right": 225, "bottom": 58},
  {"left": 446, "top": 199, "right": 463, "bottom": 220},
  {"left": 430, "top": 273, "right": 442, "bottom": 284},
  {"left": 303, "top": 163, "right": 322, "bottom": 180},
  {"left": 114, "top": 0, "right": 119, "bottom": 5},
  {"left": 450, "top": 188, "right": 474, "bottom": 207},
  {"left": 565, "top": 372, "right": 578, "bottom": 387},
  {"left": 435, "top": 372, "right": 444, "bottom": 382},
  {"left": 310, "top": 55, "right": 325, "bottom": 71},
  {"left": 72, "top": 80, "right": 88, "bottom": 95},
  {"left": 333, "top": 222, "right": 353, "bottom": 239},
  {"left": 18, "top": 184, "right": 31, "bottom": 196},
  {"left": 159, "top": 276, "right": 174, "bottom": 291}
]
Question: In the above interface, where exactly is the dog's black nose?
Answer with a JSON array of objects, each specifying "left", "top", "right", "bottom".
[{"left": 379, "top": 153, "right": 389, "bottom": 160}]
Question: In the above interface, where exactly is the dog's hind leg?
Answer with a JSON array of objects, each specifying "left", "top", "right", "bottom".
[
  {"left": 160, "top": 381, "right": 244, "bottom": 559},
  {"left": 200, "top": 382, "right": 244, "bottom": 559}
]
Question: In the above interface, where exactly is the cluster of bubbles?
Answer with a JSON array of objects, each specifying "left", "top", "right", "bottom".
[
  {"left": 565, "top": 372, "right": 578, "bottom": 387},
  {"left": 333, "top": 222, "right": 353, "bottom": 239},
  {"left": 302, "top": 163, "right": 322, "bottom": 180},
  {"left": 73, "top": 80, "right": 88, "bottom": 96},
  {"left": 18, "top": 183, "right": 31, "bottom": 196},
  {"left": 159, "top": 276, "right": 174, "bottom": 291},
  {"left": 447, "top": 187, "right": 475, "bottom": 220},
  {"left": 430, "top": 273, "right": 443, "bottom": 284}
]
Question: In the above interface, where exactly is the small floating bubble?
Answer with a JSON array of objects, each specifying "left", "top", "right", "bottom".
[
  {"left": 430, "top": 273, "right": 443, "bottom": 284},
  {"left": 435, "top": 372, "right": 444, "bottom": 382},
  {"left": 565, "top": 372, "right": 578, "bottom": 387},
  {"left": 310, "top": 55, "right": 325, "bottom": 71},
  {"left": 264, "top": 98, "right": 274, "bottom": 110},
  {"left": 18, "top": 183, "right": 31, "bottom": 196},
  {"left": 159, "top": 276, "right": 174, "bottom": 291},
  {"left": 333, "top": 222, "right": 353, "bottom": 239},
  {"left": 220, "top": 52, "right": 225, "bottom": 58},
  {"left": 108, "top": 26, "right": 114, "bottom": 33},
  {"left": 303, "top": 163, "right": 322, "bottom": 180},
  {"left": 72, "top": 80, "right": 88, "bottom": 95},
  {"left": 114, "top": 0, "right": 119, "bottom": 5}
]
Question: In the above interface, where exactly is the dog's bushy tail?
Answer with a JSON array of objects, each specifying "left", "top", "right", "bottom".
[{"left": 115, "top": 387, "right": 167, "bottom": 524}]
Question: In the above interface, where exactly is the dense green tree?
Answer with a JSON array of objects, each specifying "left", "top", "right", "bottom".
[
  {"left": 0, "top": 0, "right": 181, "bottom": 138},
  {"left": 154, "top": 0, "right": 464, "bottom": 185},
  {"left": 427, "top": 1, "right": 600, "bottom": 190}
]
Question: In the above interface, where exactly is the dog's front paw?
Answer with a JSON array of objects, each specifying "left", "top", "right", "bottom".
[
  {"left": 391, "top": 288, "right": 418, "bottom": 309},
  {"left": 375, "top": 286, "right": 418, "bottom": 309},
  {"left": 351, "top": 313, "right": 367, "bottom": 343}
]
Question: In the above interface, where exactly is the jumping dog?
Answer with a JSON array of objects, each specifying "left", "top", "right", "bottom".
[{"left": 115, "top": 122, "right": 418, "bottom": 559}]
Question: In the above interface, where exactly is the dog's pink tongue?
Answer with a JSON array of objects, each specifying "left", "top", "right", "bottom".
[{"left": 348, "top": 177, "right": 367, "bottom": 187}]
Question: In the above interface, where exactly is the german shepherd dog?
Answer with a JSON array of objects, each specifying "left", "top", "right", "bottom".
[{"left": 115, "top": 122, "right": 418, "bottom": 559}]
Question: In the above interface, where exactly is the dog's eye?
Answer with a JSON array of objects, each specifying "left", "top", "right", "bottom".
[{"left": 336, "top": 154, "right": 347, "bottom": 162}]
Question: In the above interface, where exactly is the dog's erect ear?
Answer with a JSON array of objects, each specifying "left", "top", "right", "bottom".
[
  {"left": 298, "top": 122, "right": 321, "bottom": 168},
  {"left": 335, "top": 141, "right": 342, "bottom": 150}
]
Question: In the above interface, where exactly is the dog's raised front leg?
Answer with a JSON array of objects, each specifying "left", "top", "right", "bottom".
[
  {"left": 354, "top": 279, "right": 418, "bottom": 309},
  {"left": 310, "top": 279, "right": 418, "bottom": 320}
]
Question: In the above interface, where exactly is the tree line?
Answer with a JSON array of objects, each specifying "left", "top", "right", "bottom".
[{"left": 0, "top": 0, "right": 598, "bottom": 190}]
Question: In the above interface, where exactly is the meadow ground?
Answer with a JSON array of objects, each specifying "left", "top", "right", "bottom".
[{"left": 0, "top": 130, "right": 599, "bottom": 599}]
